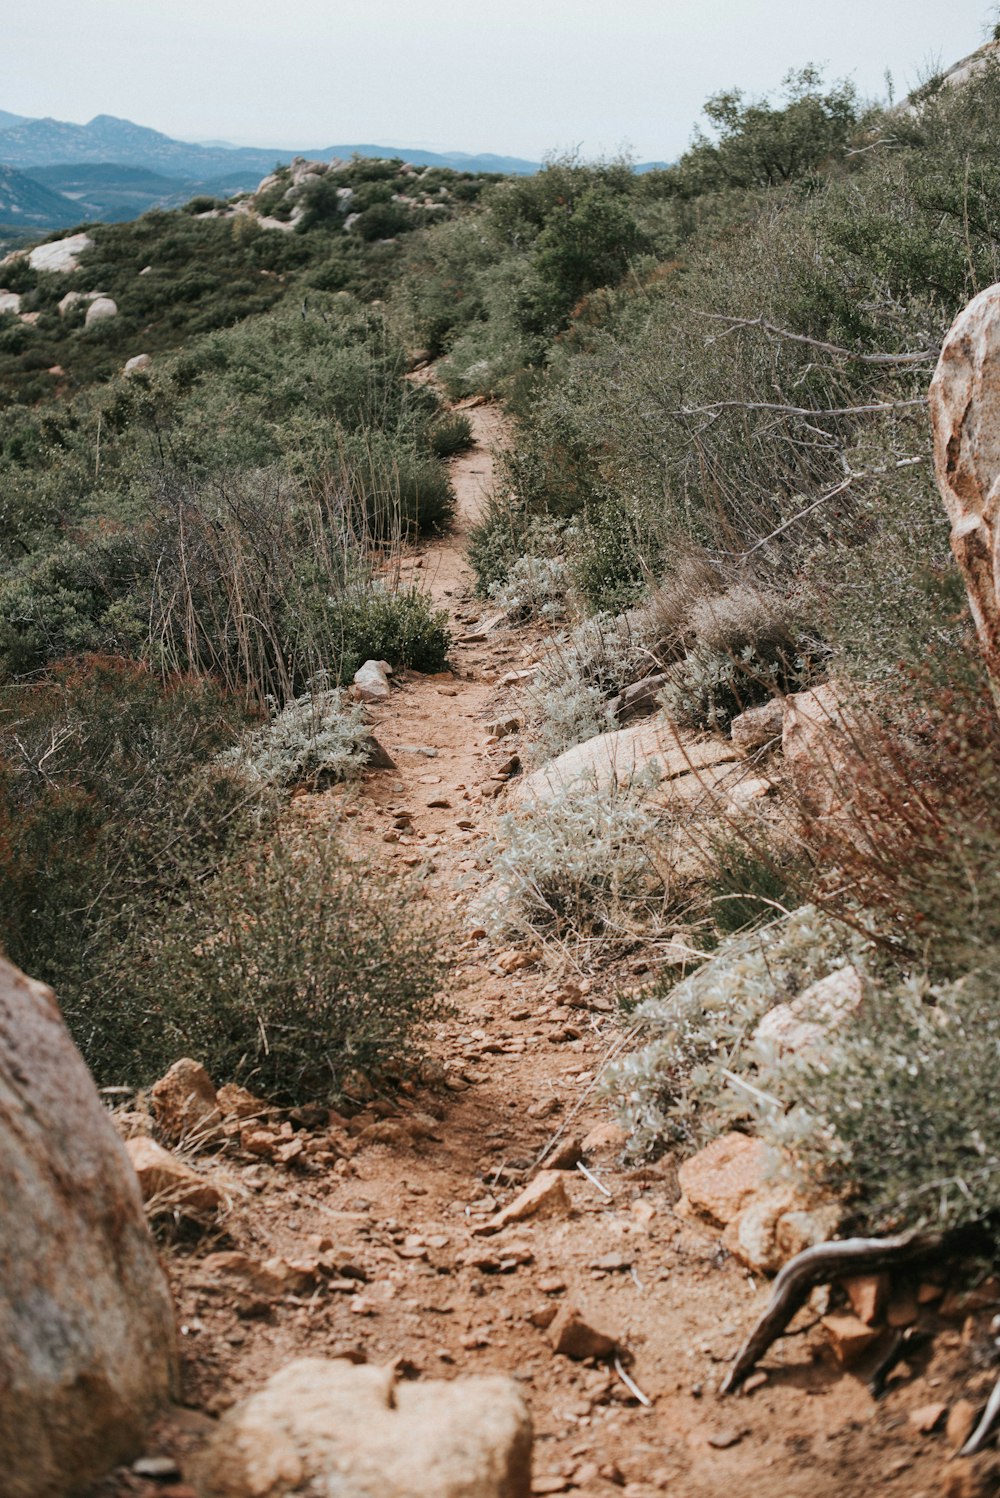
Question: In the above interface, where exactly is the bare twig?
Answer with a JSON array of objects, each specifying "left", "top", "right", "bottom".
[
  {"left": 576, "top": 1160, "right": 613, "bottom": 1198},
  {"left": 614, "top": 1355, "right": 652, "bottom": 1406},
  {"left": 722, "top": 1231, "right": 944, "bottom": 1393},
  {"left": 693, "top": 310, "right": 937, "bottom": 365}
]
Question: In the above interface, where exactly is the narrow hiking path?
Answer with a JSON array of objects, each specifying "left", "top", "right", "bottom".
[{"left": 127, "top": 401, "right": 976, "bottom": 1498}]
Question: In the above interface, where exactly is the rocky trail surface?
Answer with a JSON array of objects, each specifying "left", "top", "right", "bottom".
[{"left": 97, "top": 401, "right": 997, "bottom": 1498}]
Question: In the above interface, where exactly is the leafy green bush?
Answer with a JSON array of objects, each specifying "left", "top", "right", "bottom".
[
  {"left": 427, "top": 410, "right": 474, "bottom": 457},
  {"left": 144, "top": 832, "right": 448, "bottom": 1102}
]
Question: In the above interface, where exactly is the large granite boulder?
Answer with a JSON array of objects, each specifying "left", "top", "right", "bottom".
[
  {"left": 0, "top": 959, "right": 177, "bottom": 1498},
  {"left": 930, "top": 283, "right": 1000, "bottom": 705}
]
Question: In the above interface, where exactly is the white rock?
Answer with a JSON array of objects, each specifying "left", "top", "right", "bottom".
[
  {"left": 58, "top": 290, "right": 88, "bottom": 316},
  {"left": 193, "top": 1358, "right": 532, "bottom": 1498},
  {"left": 754, "top": 965, "right": 866, "bottom": 1057},
  {"left": 28, "top": 232, "right": 93, "bottom": 273},
  {"left": 353, "top": 659, "right": 393, "bottom": 703},
  {"left": 124, "top": 353, "right": 152, "bottom": 375},
  {"left": 0, "top": 290, "right": 21, "bottom": 315},
  {"left": 85, "top": 296, "right": 118, "bottom": 327},
  {"left": 516, "top": 714, "right": 741, "bottom": 806}
]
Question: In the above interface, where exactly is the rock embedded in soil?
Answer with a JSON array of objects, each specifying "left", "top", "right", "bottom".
[
  {"left": 0, "top": 957, "right": 177, "bottom": 1498},
  {"left": 472, "top": 1169, "right": 571, "bottom": 1235},
  {"left": 149, "top": 1056, "right": 223, "bottom": 1145},
  {"left": 821, "top": 1312, "right": 881, "bottom": 1365},
  {"left": 730, "top": 696, "right": 785, "bottom": 748},
  {"left": 549, "top": 1301, "right": 618, "bottom": 1360},
  {"left": 677, "top": 1131, "right": 767, "bottom": 1228},
  {"left": 125, "top": 1135, "right": 224, "bottom": 1217},
  {"left": 193, "top": 1357, "right": 533, "bottom": 1498},
  {"left": 353, "top": 658, "right": 393, "bottom": 702}
]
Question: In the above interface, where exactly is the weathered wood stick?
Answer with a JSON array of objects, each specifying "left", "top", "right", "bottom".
[{"left": 721, "top": 1231, "right": 944, "bottom": 1394}]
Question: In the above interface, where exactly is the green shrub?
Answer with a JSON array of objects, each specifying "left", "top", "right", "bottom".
[
  {"left": 427, "top": 410, "right": 474, "bottom": 457},
  {"left": 144, "top": 831, "right": 448, "bottom": 1102}
]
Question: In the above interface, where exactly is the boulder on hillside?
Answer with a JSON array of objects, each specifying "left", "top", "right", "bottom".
[
  {"left": 781, "top": 681, "right": 859, "bottom": 816},
  {"left": 193, "top": 1357, "right": 532, "bottom": 1498},
  {"left": 515, "top": 714, "right": 741, "bottom": 807},
  {"left": 124, "top": 352, "right": 152, "bottom": 375},
  {"left": 930, "top": 283, "right": 1000, "bottom": 703},
  {"left": 85, "top": 295, "right": 118, "bottom": 327},
  {"left": 730, "top": 696, "right": 784, "bottom": 749},
  {"left": 353, "top": 658, "right": 393, "bottom": 703},
  {"left": 0, "top": 290, "right": 21, "bottom": 315},
  {"left": 0, "top": 958, "right": 177, "bottom": 1498},
  {"left": 28, "top": 232, "right": 93, "bottom": 273}
]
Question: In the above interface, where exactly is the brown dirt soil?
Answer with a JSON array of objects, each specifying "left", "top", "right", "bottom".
[{"left": 92, "top": 400, "right": 1000, "bottom": 1498}]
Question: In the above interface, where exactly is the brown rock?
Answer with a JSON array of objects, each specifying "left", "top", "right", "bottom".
[
  {"left": 124, "top": 1136, "right": 223, "bottom": 1217},
  {"left": 582, "top": 1120, "right": 626, "bottom": 1154},
  {"left": 193, "top": 1357, "right": 532, "bottom": 1497},
  {"left": 516, "top": 716, "right": 741, "bottom": 807},
  {"left": 730, "top": 697, "right": 784, "bottom": 748},
  {"left": 843, "top": 1272, "right": 890, "bottom": 1326},
  {"left": 549, "top": 1302, "right": 617, "bottom": 1360},
  {"left": 774, "top": 1204, "right": 843, "bottom": 1260},
  {"left": 473, "top": 1169, "right": 570, "bottom": 1236},
  {"left": 677, "top": 1132, "right": 767, "bottom": 1228},
  {"left": 216, "top": 1082, "right": 266, "bottom": 1120},
  {"left": 149, "top": 1057, "right": 223, "bottom": 1146},
  {"left": 0, "top": 958, "right": 176, "bottom": 1498},
  {"left": 201, "top": 1252, "right": 313, "bottom": 1298},
  {"left": 821, "top": 1312, "right": 881, "bottom": 1365},
  {"left": 947, "top": 1400, "right": 979, "bottom": 1451},
  {"left": 541, "top": 1136, "right": 583, "bottom": 1170},
  {"left": 908, "top": 1401, "right": 947, "bottom": 1434},
  {"left": 781, "top": 682, "right": 860, "bottom": 817}
]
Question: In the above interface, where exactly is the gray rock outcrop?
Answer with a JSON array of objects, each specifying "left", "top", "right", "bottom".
[
  {"left": 193, "top": 1357, "right": 532, "bottom": 1498},
  {"left": 85, "top": 295, "right": 118, "bottom": 326},
  {"left": 0, "top": 958, "right": 177, "bottom": 1498}
]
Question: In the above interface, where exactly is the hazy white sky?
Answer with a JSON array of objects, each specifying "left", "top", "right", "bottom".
[{"left": 2, "top": 0, "right": 994, "bottom": 160}]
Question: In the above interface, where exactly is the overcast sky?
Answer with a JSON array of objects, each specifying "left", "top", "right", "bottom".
[{"left": 2, "top": 0, "right": 994, "bottom": 161}]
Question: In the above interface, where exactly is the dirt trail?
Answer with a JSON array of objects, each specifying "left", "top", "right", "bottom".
[{"left": 134, "top": 402, "right": 978, "bottom": 1498}]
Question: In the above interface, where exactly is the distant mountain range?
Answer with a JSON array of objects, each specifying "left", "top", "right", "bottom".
[{"left": 0, "top": 109, "right": 668, "bottom": 233}]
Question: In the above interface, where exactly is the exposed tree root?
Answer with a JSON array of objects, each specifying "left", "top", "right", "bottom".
[
  {"left": 960, "top": 1373, "right": 1000, "bottom": 1457},
  {"left": 721, "top": 1231, "right": 945, "bottom": 1394}
]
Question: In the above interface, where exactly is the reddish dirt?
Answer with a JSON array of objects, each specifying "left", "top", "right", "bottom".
[{"left": 96, "top": 401, "right": 1000, "bottom": 1498}]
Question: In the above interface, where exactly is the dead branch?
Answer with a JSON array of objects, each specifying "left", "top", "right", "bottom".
[
  {"left": 694, "top": 311, "right": 937, "bottom": 366},
  {"left": 721, "top": 1230, "right": 944, "bottom": 1394}
]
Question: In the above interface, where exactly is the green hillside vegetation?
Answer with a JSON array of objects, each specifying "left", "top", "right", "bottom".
[{"left": 6, "top": 54, "right": 1000, "bottom": 1249}]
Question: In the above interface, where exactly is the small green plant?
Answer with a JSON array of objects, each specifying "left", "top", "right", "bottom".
[
  {"left": 144, "top": 831, "right": 448, "bottom": 1103},
  {"left": 427, "top": 410, "right": 474, "bottom": 458}
]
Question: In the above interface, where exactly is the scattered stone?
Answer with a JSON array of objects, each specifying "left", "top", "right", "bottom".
[
  {"left": 132, "top": 1456, "right": 181, "bottom": 1479},
  {"left": 216, "top": 1082, "right": 265, "bottom": 1120},
  {"left": 124, "top": 1136, "right": 223, "bottom": 1218},
  {"left": 843, "top": 1272, "right": 890, "bottom": 1326},
  {"left": 124, "top": 353, "right": 153, "bottom": 375},
  {"left": 353, "top": 659, "right": 393, "bottom": 702},
  {"left": 781, "top": 682, "right": 859, "bottom": 818},
  {"left": 774, "top": 1204, "right": 843, "bottom": 1260},
  {"left": 730, "top": 697, "right": 785, "bottom": 748},
  {"left": 193, "top": 1358, "right": 532, "bottom": 1498},
  {"left": 0, "top": 958, "right": 177, "bottom": 1498},
  {"left": 85, "top": 295, "right": 118, "bottom": 326},
  {"left": 909, "top": 1402, "right": 947, "bottom": 1434},
  {"left": 149, "top": 1057, "right": 223, "bottom": 1146},
  {"left": 754, "top": 966, "right": 865, "bottom": 1057},
  {"left": 472, "top": 1170, "right": 570, "bottom": 1235},
  {"left": 947, "top": 1400, "right": 979, "bottom": 1451},
  {"left": 363, "top": 734, "right": 397, "bottom": 769},
  {"left": 0, "top": 289, "right": 21, "bottom": 314},
  {"left": 528, "top": 1304, "right": 559, "bottom": 1329},
  {"left": 707, "top": 1428, "right": 746, "bottom": 1450},
  {"left": 516, "top": 716, "right": 741, "bottom": 807},
  {"left": 677, "top": 1132, "right": 767, "bottom": 1228},
  {"left": 541, "top": 1136, "right": 584, "bottom": 1170},
  {"left": 821, "top": 1312, "right": 881, "bottom": 1365},
  {"left": 607, "top": 673, "right": 670, "bottom": 724},
  {"left": 549, "top": 1302, "right": 618, "bottom": 1360},
  {"left": 201, "top": 1251, "right": 314, "bottom": 1298},
  {"left": 486, "top": 714, "right": 521, "bottom": 738},
  {"left": 582, "top": 1120, "right": 626, "bottom": 1154}
]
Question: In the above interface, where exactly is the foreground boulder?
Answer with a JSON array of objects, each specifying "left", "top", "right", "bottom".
[
  {"left": 193, "top": 1358, "right": 532, "bottom": 1498},
  {"left": 930, "top": 283, "right": 1000, "bottom": 704},
  {"left": 516, "top": 715, "right": 740, "bottom": 806},
  {"left": 0, "top": 958, "right": 176, "bottom": 1498}
]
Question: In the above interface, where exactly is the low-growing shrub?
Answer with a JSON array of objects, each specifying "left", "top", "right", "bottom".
[
  {"left": 758, "top": 964, "right": 1000, "bottom": 1242},
  {"left": 488, "top": 554, "right": 572, "bottom": 622},
  {"left": 605, "top": 904, "right": 869, "bottom": 1155},
  {"left": 484, "top": 781, "right": 674, "bottom": 954},
  {"left": 144, "top": 832, "right": 448, "bottom": 1102},
  {"left": 220, "top": 685, "right": 371, "bottom": 790},
  {"left": 427, "top": 410, "right": 474, "bottom": 458}
]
